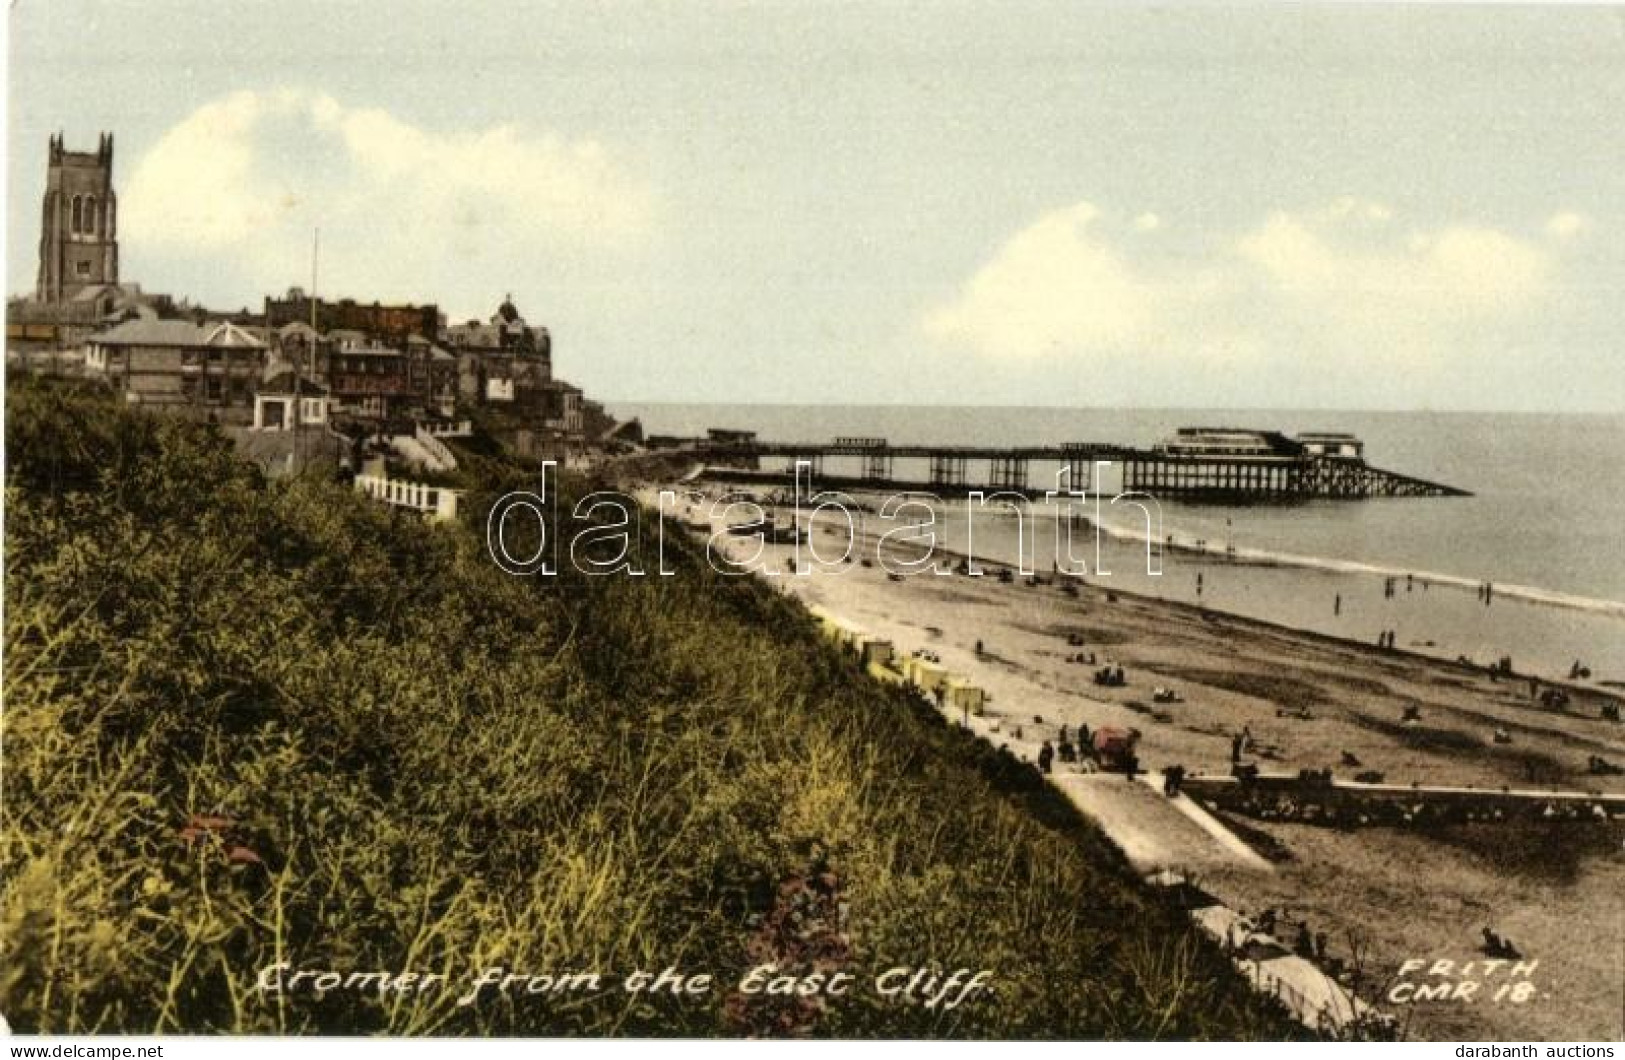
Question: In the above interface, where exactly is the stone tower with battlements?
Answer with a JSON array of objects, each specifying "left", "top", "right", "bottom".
[{"left": 36, "top": 132, "right": 119, "bottom": 303}]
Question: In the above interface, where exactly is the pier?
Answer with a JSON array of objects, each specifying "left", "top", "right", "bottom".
[{"left": 680, "top": 427, "right": 1470, "bottom": 500}]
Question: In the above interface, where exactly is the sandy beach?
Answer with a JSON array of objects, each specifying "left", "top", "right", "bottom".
[{"left": 661, "top": 489, "right": 1625, "bottom": 1041}]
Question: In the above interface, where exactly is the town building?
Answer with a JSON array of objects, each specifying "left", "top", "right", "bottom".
[
  {"left": 263, "top": 288, "right": 439, "bottom": 344},
  {"left": 445, "top": 295, "right": 552, "bottom": 407},
  {"left": 252, "top": 371, "right": 331, "bottom": 432},
  {"left": 37, "top": 132, "right": 119, "bottom": 303},
  {"left": 84, "top": 319, "right": 266, "bottom": 416},
  {"left": 15, "top": 130, "right": 624, "bottom": 459},
  {"left": 319, "top": 330, "right": 416, "bottom": 420},
  {"left": 8, "top": 133, "right": 178, "bottom": 355}
]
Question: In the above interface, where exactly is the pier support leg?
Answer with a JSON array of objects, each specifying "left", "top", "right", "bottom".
[
  {"left": 1066, "top": 457, "right": 1092, "bottom": 493},
  {"left": 991, "top": 456, "right": 1028, "bottom": 492},
  {"left": 863, "top": 452, "right": 892, "bottom": 482},
  {"left": 930, "top": 454, "right": 968, "bottom": 489}
]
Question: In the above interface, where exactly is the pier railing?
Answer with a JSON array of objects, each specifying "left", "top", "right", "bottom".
[{"left": 689, "top": 436, "right": 1468, "bottom": 499}]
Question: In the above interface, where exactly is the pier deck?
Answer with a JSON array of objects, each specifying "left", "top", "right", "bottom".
[{"left": 684, "top": 434, "right": 1471, "bottom": 500}]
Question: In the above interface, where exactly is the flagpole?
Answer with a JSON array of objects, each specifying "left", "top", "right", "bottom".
[{"left": 302, "top": 228, "right": 320, "bottom": 468}]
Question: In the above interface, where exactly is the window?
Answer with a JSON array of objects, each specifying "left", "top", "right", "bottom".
[
  {"left": 75, "top": 261, "right": 91, "bottom": 277},
  {"left": 71, "top": 196, "right": 82, "bottom": 233}
]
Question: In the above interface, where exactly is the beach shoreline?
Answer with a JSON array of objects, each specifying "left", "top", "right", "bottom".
[
  {"left": 671, "top": 474, "right": 1625, "bottom": 684},
  {"left": 646, "top": 484, "right": 1625, "bottom": 1041}
]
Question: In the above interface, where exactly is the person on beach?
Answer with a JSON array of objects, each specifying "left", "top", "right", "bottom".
[
  {"left": 1037, "top": 741, "right": 1054, "bottom": 774},
  {"left": 1231, "top": 733, "right": 1245, "bottom": 764},
  {"left": 1294, "top": 924, "right": 1314, "bottom": 958},
  {"left": 1334, "top": 593, "right": 1341, "bottom": 616}
]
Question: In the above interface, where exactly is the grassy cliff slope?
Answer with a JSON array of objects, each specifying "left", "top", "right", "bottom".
[{"left": 1, "top": 379, "right": 1301, "bottom": 1038}]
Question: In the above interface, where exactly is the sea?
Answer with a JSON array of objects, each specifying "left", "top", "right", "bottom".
[{"left": 608, "top": 404, "right": 1625, "bottom": 684}]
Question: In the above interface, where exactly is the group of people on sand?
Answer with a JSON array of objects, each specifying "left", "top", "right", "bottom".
[
  {"left": 1092, "top": 665, "right": 1127, "bottom": 687},
  {"left": 1037, "top": 723, "right": 1092, "bottom": 775},
  {"left": 1375, "top": 629, "right": 1398, "bottom": 649}
]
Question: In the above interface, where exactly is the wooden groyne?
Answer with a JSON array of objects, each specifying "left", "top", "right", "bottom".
[{"left": 1180, "top": 773, "right": 1625, "bottom": 827}]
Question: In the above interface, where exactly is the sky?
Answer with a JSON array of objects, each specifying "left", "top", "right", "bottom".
[{"left": 6, "top": 2, "right": 1624, "bottom": 411}]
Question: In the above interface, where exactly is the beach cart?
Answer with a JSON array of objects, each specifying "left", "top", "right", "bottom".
[{"left": 1091, "top": 727, "right": 1141, "bottom": 772}]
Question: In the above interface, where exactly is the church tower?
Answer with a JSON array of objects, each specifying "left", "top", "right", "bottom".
[{"left": 36, "top": 132, "right": 119, "bottom": 303}]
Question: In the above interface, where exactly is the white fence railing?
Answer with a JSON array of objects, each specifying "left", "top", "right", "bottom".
[
  {"left": 416, "top": 418, "right": 473, "bottom": 439},
  {"left": 354, "top": 474, "right": 462, "bottom": 523}
]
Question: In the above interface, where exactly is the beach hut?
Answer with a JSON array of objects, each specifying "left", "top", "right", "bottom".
[
  {"left": 943, "top": 677, "right": 986, "bottom": 718},
  {"left": 807, "top": 606, "right": 893, "bottom": 668},
  {"left": 902, "top": 656, "right": 948, "bottom": 694},
  {"left": 857, "top": 637, "right": 894, "bottom": 668}
]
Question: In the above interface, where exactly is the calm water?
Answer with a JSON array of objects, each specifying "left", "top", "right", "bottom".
[{"left": 611, "top": 404, "right": 1625, "bottom": 680}]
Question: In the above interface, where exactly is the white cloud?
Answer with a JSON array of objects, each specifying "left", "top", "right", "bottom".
[
  {"left": 925, "top": 199, "right": 1558, "bottom": 377},
  {"left": 122, "top": 89, "right": 654, "bottom": 311},
  {"left": 1237, "top": 207, "right": 1549, "bottom": 317},
  {"left": 923, "top": 203, "right": 1162, "bottom": 360},
  {"left": 1544, "top": 211, "right": 1588, "bottom": 240}
]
